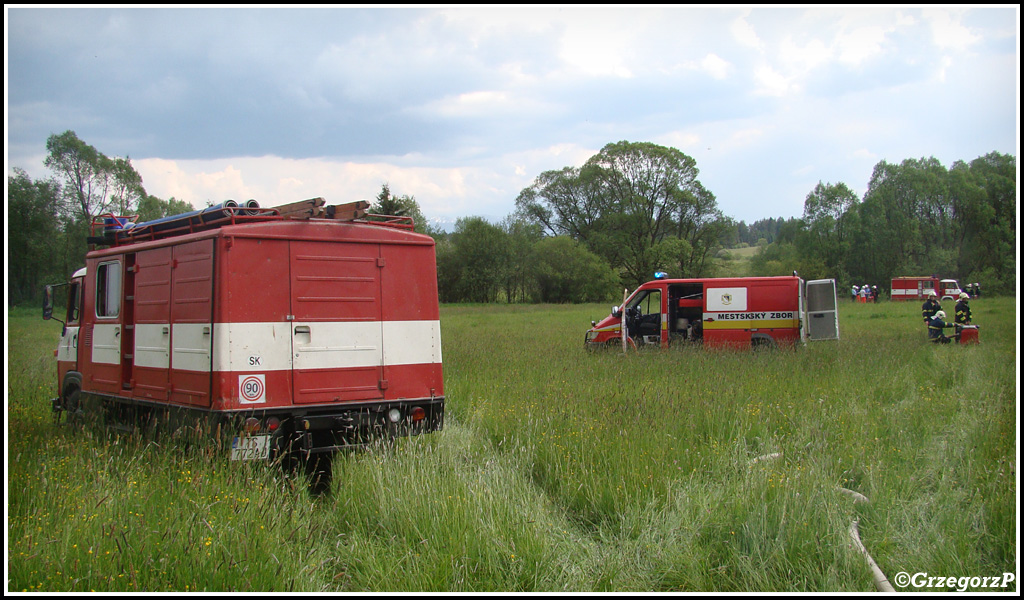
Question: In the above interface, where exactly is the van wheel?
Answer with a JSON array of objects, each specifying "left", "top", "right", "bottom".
[
  {"left": 607, "top": 337, "right": 638, "bottom": 351},
  {"left": 752, "top": 337, "right": 776, "bottom": 351}
]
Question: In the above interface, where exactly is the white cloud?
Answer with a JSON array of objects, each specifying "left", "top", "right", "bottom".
[
  {"left": 413, "top": 90, "right": 553, "bottom": 120},
  {"left": 850, "top": 148, "right": 878, "bottom": 161},
  {"left": 779, "top": 36, "right": 833, "bottom": 73},
  {"left": 656, "top": 131, "right": 702, "bottom": 152},
  {"left": 923, "top": 8, "right": 981, "bottom": 51},
  {"left": 558, "top": 23, "right": 635, "bottom": 79},
  {"left": 753, "top": 64, "right": 793, "bottom": 97},
  {"left": 700, "top": 53, "right": 733, "bottom": 80},
  {"left": 134, "top": 155, "right": 516, "bottom": 222},
  {"left": 730, "top": 11, "right": 764, "bottom": 52},
  {"left": 833, "top": 24, "right": 890, "bottom": 66},
  {"left": 727, "top": 127, "right": 768, "bottom": 149}
]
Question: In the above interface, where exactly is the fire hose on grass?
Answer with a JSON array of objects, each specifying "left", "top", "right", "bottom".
[{"left": 749, "top": 451, "right": 895, "bottom": 592}]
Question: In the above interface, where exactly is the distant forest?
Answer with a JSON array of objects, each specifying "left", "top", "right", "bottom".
[{"left": 8, "top": 131, "right": 1016, "bottom": 305}]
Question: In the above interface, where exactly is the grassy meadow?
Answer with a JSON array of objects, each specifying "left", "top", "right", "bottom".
[{"left": 6, "top": 296, "right": 1018, "bottom": 592}]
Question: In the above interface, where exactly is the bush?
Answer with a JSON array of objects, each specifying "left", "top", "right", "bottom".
[{"left": 530, "top": 237, "right": 619, "bottom": 303}]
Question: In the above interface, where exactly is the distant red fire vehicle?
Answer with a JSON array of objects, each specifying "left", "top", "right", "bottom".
[{"left": 890, "top": 276, "right": 964, "bottom": 301}]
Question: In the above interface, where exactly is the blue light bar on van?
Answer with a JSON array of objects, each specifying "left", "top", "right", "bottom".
[{"left": 654, "top": 271, "right": 668, "bottom": 280}]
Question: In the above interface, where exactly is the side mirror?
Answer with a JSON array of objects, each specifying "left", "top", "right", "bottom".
[
  {"left": 611, "top": 305, "right": 621, "bottom": 318},
  {"left": 43, "top": 285, "right": 54, "bottom": 320},
  {"left": 43, "top": 283, "right": 68, "bottom": 329}
]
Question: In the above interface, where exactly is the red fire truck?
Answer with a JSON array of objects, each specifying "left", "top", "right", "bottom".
[
  {"left": 890, "top": 276, "right": 964, "bottom": 301},
  {"left": 43, "top": 198, "right": 444, "bottom": 493},
  {"left": 585, "top": 275, "right": 839, "bottom": 350}
]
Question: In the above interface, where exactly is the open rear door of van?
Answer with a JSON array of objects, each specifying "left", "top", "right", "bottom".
[{"left": 805, "top": 279, "right": 840, "bottom": 341}]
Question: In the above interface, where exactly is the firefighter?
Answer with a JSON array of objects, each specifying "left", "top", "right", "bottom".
[
  {"left": 921, "top": 291, "right": 941, "bottom": 323},
  {"left": 927, "top": 310, "right": 955, "bottom": 344},
  {"left": 954, "top": 292, "right": 972, "bottom": 325}
]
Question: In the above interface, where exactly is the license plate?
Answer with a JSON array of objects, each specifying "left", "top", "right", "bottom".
[{"left": 231, "top": 434, "right": 271, "bottom": 461}]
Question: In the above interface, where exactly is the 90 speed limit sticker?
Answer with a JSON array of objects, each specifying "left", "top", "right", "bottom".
[{"left": 239, "top": 374, "right": 266, "bottom": 404}]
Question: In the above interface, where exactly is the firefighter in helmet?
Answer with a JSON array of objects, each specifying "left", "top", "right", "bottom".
[
  {"left": 921, "top": 291, "right": 941, "bottom": 323},
  {"left": 927, "top": 310, "right": 955, "bottom": 344},
  {"left": 954, "top": 292, "right": 972, "bottom": 326}
]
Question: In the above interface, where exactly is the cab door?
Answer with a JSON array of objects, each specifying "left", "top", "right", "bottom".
[
  {"left": 54, "top": 276, "right": 84, "bottom": 386},
  {"left": 86, "top": 259, "right": 125, "bottom": 396}
]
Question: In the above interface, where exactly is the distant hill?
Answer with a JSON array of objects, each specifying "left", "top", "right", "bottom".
[{"left": 713, "top": 245, "right": 759, "bottom": 277}]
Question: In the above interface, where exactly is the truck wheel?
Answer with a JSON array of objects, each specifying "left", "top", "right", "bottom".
[
  {"left": 275, "top": 432, "right": 307, "bottom": 484},
  {"left": 62, "top": 385, "right": 84, "bottom": 425},
  {"left": 305, "top": 452, "right": 333, "bottom": 496}
]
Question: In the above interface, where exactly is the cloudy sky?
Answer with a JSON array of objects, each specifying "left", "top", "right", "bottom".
[{"left": 6, "top": 6, "right": 1019, "bottom": 228}]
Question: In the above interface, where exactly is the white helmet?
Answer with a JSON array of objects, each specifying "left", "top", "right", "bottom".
[
  {"left": 959, "top": 292, "right": 969, "bottom": 299},
  {"left": 936, "top": 310, "right": 946, "bottom": 320},
  {"left": 928, "top": 290, "right": 937, "bottom": 297}
]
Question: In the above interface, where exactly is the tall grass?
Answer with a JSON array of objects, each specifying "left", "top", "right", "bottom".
[{"left": 6, "top": 298, "right": 1017, "bottom": 592}]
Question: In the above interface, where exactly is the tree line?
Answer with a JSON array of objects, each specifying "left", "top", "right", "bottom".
[
  {"left": 745, "top": 153, "right": 1016, "bottom": 296},
  {"left": 6, "top": 131, "right": 1016, "bottom": 306},
  {"left": 8, "top": 131, "right": 194, "bottom": 306}
]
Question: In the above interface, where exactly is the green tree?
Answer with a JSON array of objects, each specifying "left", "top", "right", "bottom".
[
  {"left": 749, "top": 239, "right": 802, "bottom": 277},
  {"left": 500, "top": 216, "right": 544, "bottom": 303},
  {"left": 962, "top": 152, "right": 1016, "bottom": 293},
  {"left": 7, "top": 169, "right": 63, "bottom": 304},
  {"left": 439, "top": 217, "right": 510, "bottom": 303},
  {"left": 789, "top": 152, "right": 1014, "bottom": 294},
  {"left": 369, "top": 183, "right": 434, "bottom": 235},
  {"left": 672, "top": 182, "right": 731, "bottom": 278},
  {"left": 434, "top": 237, "right": 461, "bottom": 303},
  {"left": 529, "top": 237, "right": 619, "bottom": 303},
  {"left": 796, "top": 181, "right": 859, "bottom": 281},
  {"left": 515, "top": 141, "right": 723, "bottom": 288},
  {"left": 108, "top": 156, "right": 146, "bottom": 215},
  {"left": 44, "top": 130, "right": 146, "bottom": 222},
  {"left": 135, "top": 195, "right": 195, "bottom": 222}
]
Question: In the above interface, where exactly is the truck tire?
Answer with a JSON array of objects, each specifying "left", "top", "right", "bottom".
[
  {"left": 62, "top": 385, "right": 84, "bottom": 425},
  {"left": 305, "top": 452, "right": 333, "bottom": 496}
]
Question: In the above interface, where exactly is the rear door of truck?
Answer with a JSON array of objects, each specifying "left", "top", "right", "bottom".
[
  {"left": 804, "top": 279, "right": 839, "bottom": 341},
  {"left": 289, "top": 239, "right": 386, "bottom": 404}
]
